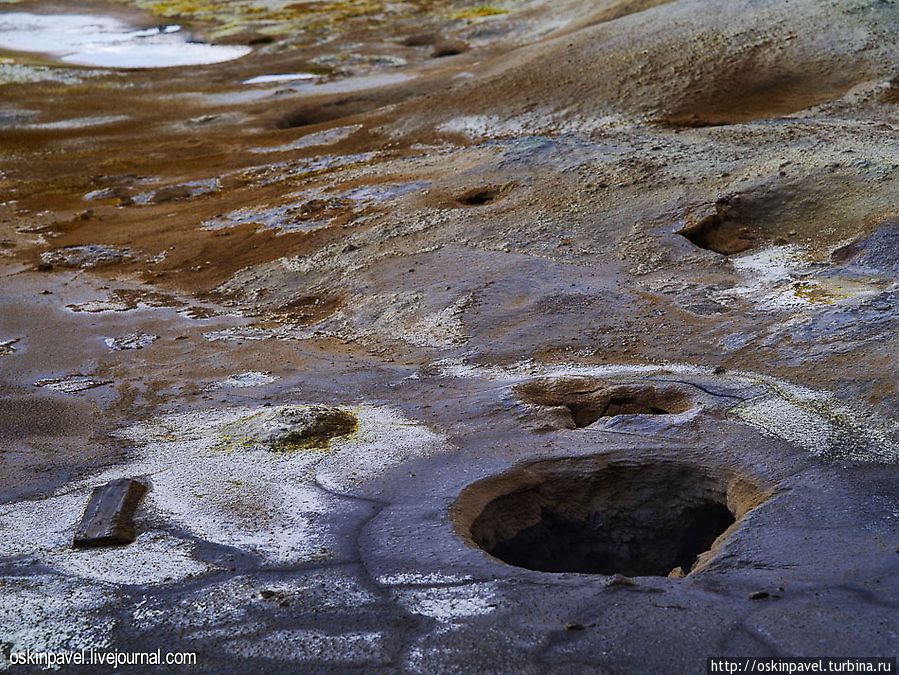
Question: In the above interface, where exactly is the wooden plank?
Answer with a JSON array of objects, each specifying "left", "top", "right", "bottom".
[{"left": 73, "top": 478, "right": 147, "bottom": 548}]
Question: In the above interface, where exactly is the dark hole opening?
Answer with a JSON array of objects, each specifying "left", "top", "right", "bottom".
[
  {"left": 276, "top": 97, "right": 379, "bottom": 130},
  {"left": 458, "top": 187, "right": 500, "bottom": 206},
  {"left": 566, "top": 403, "right": 604, "bottom": 428},
  {"left": 678, "top": 207, "right": 754, "bottom": 256},
  {"left": 432, "top": 41, "right": 467, "bottom": 58},
  {"left": 489, "top": 500, "right": 734, "bottom": 577},
  {"left": 465, "top": 462, "right": 747, "bottom": 577},
  {"left": 565, "top": 397, "right": 674, "bottom": 428},
  {"left": 277, "top": 106, "right": 344, "bottom": 130},
  {"left": 603, "top": 397, "right": 671, "bottom": 417}
]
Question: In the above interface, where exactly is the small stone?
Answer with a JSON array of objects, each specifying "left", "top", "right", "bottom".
[
  {"left": 564, "top": 623, "right": 585, "bottom": 631},
  {"left": 41, "top": 244, "right": 133, "bottom": 269},
  {"left": 0, "top": 338, "right": 19, "bottom": 356},
  {"left": 749, "top": 591, "right": 770, "bottom": 600},
  {"left": 217, "top": 405, "right": 358, "bottom": 453},
  {"left": 73, "top": 478, "right": 147, "bottom": 548},
  {"left": 713, "top": 365, "right": 726, "bottom": 375},
  {"left": 105, "top": 333, "right": 158, "bottom": 351}
]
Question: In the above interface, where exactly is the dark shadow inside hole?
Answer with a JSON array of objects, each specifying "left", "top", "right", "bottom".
[
  {"left": 432, "top": 40, "right": 468, "bottom": 58},
  {"left": 603, "top": 397, "right": 671, "bottom": 416},
  {"left": 488, "top": 500, "right": 735, "bottom": 577},
  {"left": 679, "top": 210, "right": 754, "bottom": 256},
  {"left": 457, "top": 187, "right": 500, "bottom": 206},
  {"left": 566, "top": 403, "right": 605, "bottom": 428},
  {"left": 565, "top": 397, "right": 672, "bottom": 428},
  {"left": 461, "top": 460, "right": 765, "bottom": 578},
  {"left": 277, "top": 104, "right": 349, "bottom": 129},
  {"left": 276, "top": 93, "right": 394, "bottom": 130}
]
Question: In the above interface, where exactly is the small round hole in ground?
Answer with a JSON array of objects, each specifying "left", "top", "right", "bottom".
[
  {"left": 455, "top": 459, "right": 767, "bottom": 577},
  {"left": 677, "top": 205, "right": 755, "bottom": 256},
  {"left": 275, "top": 93, "right": 400, "bottom": 130},
  {"left": 432, "top": 40, "right": 468, "bottom": 58},
  {"left": 457, "top": 186, "right": 501, "bottom": 206},
  {"left": 277, "top": 103, "right": 350, "bottom": 129}
]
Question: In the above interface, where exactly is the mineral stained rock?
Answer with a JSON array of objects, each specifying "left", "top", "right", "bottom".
[{"left": 217, "top": 405, "right": 359, "bottom": 452}]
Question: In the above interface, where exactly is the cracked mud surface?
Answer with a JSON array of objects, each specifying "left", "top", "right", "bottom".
[{"left": 1, "top": 0, "right": 898, "bottom": 672}]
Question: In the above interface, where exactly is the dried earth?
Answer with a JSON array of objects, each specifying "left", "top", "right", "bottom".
[{"left": 0, "top": 0, "right": 898, "bottom": 672}]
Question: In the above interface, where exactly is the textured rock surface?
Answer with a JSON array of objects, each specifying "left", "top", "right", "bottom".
[{"left": 0, "top": 0, "right": 897, "bottom": 671}]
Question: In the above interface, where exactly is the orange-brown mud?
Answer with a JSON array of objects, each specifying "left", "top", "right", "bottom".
[{"left": 1, "top": 0, "right": 898, "bottom": 670}]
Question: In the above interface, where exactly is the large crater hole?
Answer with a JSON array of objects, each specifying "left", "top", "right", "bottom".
[{"left": 455, "top": 459, "right": 767, "bottom": 577}]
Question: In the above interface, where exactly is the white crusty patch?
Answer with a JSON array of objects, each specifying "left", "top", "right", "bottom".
[
  {"left": 225, "top": 630, "right": 390, "bottom": 665},
  {"left": 0, "top": 575, "right": 117, "bottom": 671},
  {"left": 376, "top": 572, "right": 475, "bottom": 586},
  {"left": 0, "top": 491, "right": 211, "bottom": 587},
  {"left": 0, "top": 404, "right": 447, "bottom": 595},
  {"left": 205, "top": 371, "right": 278, "bottom": 390},
  {"left": 33, "top": 374, "right": 111, "bottom": 393},
  {"left": 713, "top": 245, "right": 886, "bottom": 312},
  {"left": 436, "top": 111, "right": 624, "bottom": 139},
  {"left": 425, "top": 358, "right": 711, "bottom": 382},
  {"left": 322, "top": 292, "right": 472, "bottom": 349},
  {"left": 318, "top": 405, "right": 450, "bottom": 491},
  {"left": 0, "top": 338, "right": 19, "bottom": 356},
  {"left": 730, "top": 380, "right": 899, "bottom": 464},
  {"left": 393, "top": 582, "right": 499, "bottom": 623},
  {"left": 131, "top": 571, "right": 379, "bottom": 643},
  {"left": 104, "top": 333, "right": 158, "bottom": 351}
]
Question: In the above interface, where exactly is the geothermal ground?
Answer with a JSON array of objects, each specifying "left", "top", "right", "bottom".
[{"left": 1, "top": 0, "right": 898, "bottom": 672}]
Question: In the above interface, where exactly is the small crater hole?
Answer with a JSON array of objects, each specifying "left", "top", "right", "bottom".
[
  {"left": 516, "top": 377, "right": 694, "bottom": 429},
  {"left": 678, "top": 206, "right": 755, "bottom": 256},
  {"left": 457, "top": 186, "right": 501, "bottom": 206}
]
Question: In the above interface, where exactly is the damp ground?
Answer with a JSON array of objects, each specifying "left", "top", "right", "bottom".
[{"left": 1, "top": 0, "right": 898, "bottom": 671}]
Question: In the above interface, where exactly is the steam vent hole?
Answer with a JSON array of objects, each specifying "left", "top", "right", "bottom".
[
  {"left": 457, "top": 186, "right": 503, "bottom": 206},
  {"left": 515, "top": 378, "right": 695, "bottom": 429},
  {"left": 457, "top": 460, "right": 766, "bottom": 577}
]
